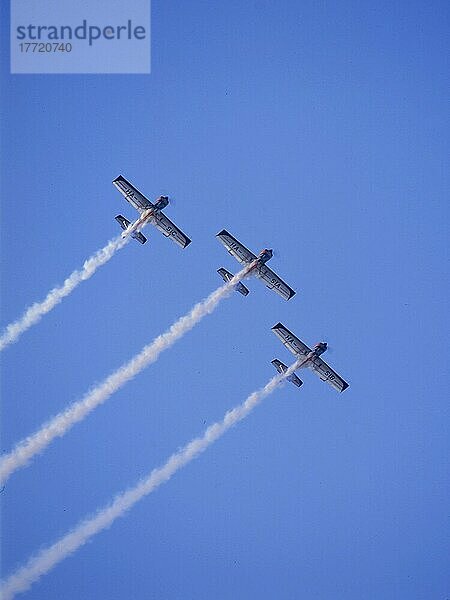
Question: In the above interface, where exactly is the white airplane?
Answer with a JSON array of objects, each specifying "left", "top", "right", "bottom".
[
  {"left": 216, "top": 230, "right": 296, "bottom": 301},
  {"left": 271, "top": 322, "right": 349, "bottom": 392},
  {"left": 113, "top": 175, "right": 191, "bottom": 248}
]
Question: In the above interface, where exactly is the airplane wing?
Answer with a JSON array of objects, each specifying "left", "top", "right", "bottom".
[
  {"left": 308, "top": 356, "right": 349, "bottom": 393},
  {"left": 271, "top": 322, "right": 311, "bottom": 357},
  {"left": 216, "top": 230, "right": 257, "bottom": 265},
  {"left": 112, "top": 175, "right": 154, "bottom": 212},
  {"left": 255, "top": 266, "right": 296, "bottom": 300},
  {"left": 152, "top": 211, "right": 191, "bottom": 249}
]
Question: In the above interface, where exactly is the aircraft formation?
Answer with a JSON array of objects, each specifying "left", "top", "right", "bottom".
[
  {"left": 114, "top": 175, "right": 349, "bottom": 393},
  {"left": 0, "top": 174, "right": 350, "bottom": 597}
]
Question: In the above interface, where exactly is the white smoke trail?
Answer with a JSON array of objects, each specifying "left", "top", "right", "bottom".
[
  {"left": 0, "top": 265, "right": 253, "bottom": 484},
  {"left": 0, "top": 234, "right": 129, "bottom": 352},
  {"left": 0, "top": 362, "right": 299, "bottom": 600}
]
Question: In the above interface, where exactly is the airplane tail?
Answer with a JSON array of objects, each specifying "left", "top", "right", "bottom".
[
  {"left": 115, "top": 215, "right": 147, "bottom": 245},
  {"left": 271, "top": 359, "right": 303, "bottom": 388},
  {"left": 217, "top": 268, "right": 249, "bottom": 296}
]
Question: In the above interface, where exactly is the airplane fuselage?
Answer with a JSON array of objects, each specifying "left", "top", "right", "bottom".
[
  {"left": 313, "top": 342, "right": 327, "bottom": 356},
  {"left": 258, "top": 248, "right": 273, "bottom": 264},
  {"left": 153, "top": 196, "right": 169, "bottom": 210},
  {"left": 247, "top": 248, "right": 274, "bottom": 273},
  {"left": 128, "top": 197, "right": 169, "bottom": 233},
  {"left": 298, "top": 343, "right": 328, "bottom": 369},
  {"left": 122, "top": 209, "right": 153, "bottom": 238}
]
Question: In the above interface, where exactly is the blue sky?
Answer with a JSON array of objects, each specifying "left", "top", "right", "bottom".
[{"left": 1, "top": 1, "right": 449, "bottom": 598}]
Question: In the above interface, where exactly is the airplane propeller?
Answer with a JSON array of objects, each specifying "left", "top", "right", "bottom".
[
  {"left": 320, "top": 335, "right": 333, "bottom": 353},
  {"left": 159, "top": 189, "right": 175, "bottom": 206}
]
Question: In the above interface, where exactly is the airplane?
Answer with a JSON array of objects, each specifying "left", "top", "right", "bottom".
[
  {"left": 112, "top": 175, "right": 191, "bottom": 248},
  {"left": 216, "top": 230, "right": 296, "bottom": 301},
  {"left": 271, "top": 322, "right": 349, "bottom": 392}
]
